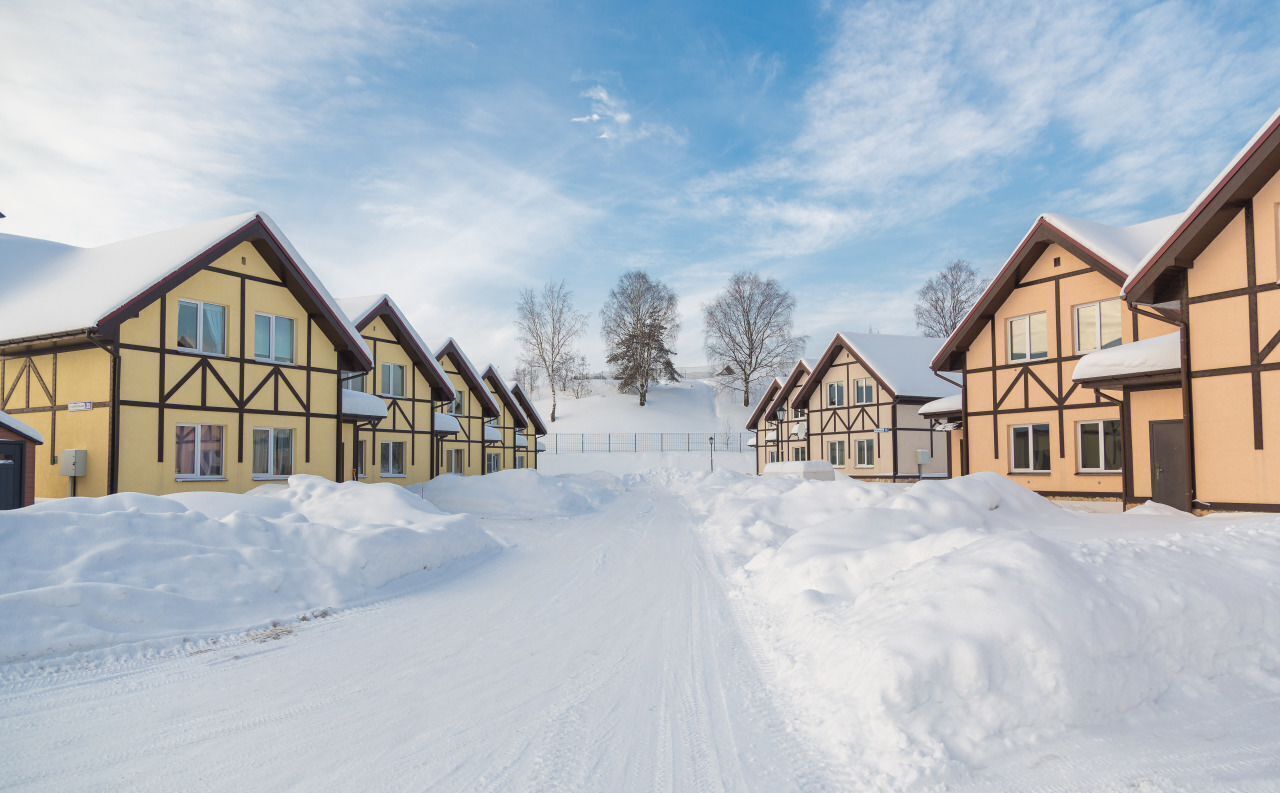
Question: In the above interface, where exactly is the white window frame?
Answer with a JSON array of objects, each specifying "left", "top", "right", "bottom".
[
  {"left": 252, "top": 427, "right": 295, "bottom": 479},
  {"left": 1074, "top": 299, "right": 1123, "bottom": 354},
  {"left": 792, "top": 447, "right": 808, "bottom": 462},
  {"left": 792, "top": 405, "right": 807, "bottom": 419},
  {"left": 450, "top": 390, "right": 466, "bottom": 415},
  {"left": 254, "top": 313, "right": 296, "bottom": 364},
  {"left": 827, "top": 382, "right": 845, "bottom": 407},
  {"left": 354, "top": 438, "right": 366, "bottom": 478},
  {"left": 855, "top": 438, "right": 875, "bottom": 468},
  {"left": 515, "top": 457, "right": 527, "bottom": 469},
  {"left": 854, "top": 377, "right": 874, "bottom": 405},
  {"left": 1077, "top": 419, "right": 1123, "bottom": 473},
  {"left": 341, "top": 370, "right": 367, "bottom": 393},
  {"left": 380, "top": 363, "right": 406, "bottom": 398},
  {"left": 1007, "top": 312, "right": 1048, "bottom": 363},
  {"left": 1010, "top": 423, "right": 1051, "bottom": 473},
  {"left": 175, "top": 423, "right": 225, "bottom": 481},
  {"left": 176, "top": 299, "right": 227, "bottom": 356},
  {"left": 380, "top": 440, "right": 406, "bottom": 477},
  {"left": 486, "top": 453, "right": 502, "bottom": 473},
  {"left": 446, "top": 448, "right": 464, "bottom": 474},
  {"left": 828, "top": 440, "right": 846, "bottom": 467}
]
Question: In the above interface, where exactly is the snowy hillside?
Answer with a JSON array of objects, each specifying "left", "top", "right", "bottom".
[{"left": 533, "top": 378, "right": 753, "bottom": 433}]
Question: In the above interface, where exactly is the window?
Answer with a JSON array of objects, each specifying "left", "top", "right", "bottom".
[
  {"left": 827, "top": 382, "right": 846, "bottom": 407},
  {"left": 828, "top": 440, "right": 846, "bottom": 467},
  {"left": 854, "top": 378, "right": 874, "bottom": 405},
  {"left": 450, "top": 390, "right": 466, "bottom": 415},
  {"left": 515, "top": 457, "right": 527, "bottom": 469},
  {"left": 253, "top": 313, "right": 295, "bottom": 363},
  {"left": 486, "top": 453, "right": 502, "bottom": 473},
  {"left": 380, "top": 363, "right": 406, "bottom": 397},
  {"left": 380, "top": 440, "right": 405, "bottom": 476},
  {"left": 252, "top": 428, "right": 294, "bottom": 478},
  {"left": 1078, "top": 420, "right": 1122, "bottom": 472},
  {"left": 175, "top": 424, "right": 223, "bottom": 479},
  {"left": 768, "top": 450, "right": 780, "bottom": 463},
  {"left": 792, "top": 447, "right": 808, "bottom": 462},
  {"left": 1011, "top": 424, "right": 1051, "bottom": 472},
  {"left": 354, "top": 439, "right": 366, "bottom": 478},
  {"left": 1074, "top": 299, "right": 1123, "bottom": 353},
  {"left": 446, "top": 448, "right": 464, "bottom": 473},
  {"left": 855, "top": 438, "right": 875, "bottom": 468},
  {"left": 792, "top": 406, "right": 807, "bottom": 420},
  {"left": 176, "top": 300, "right": 226, "bottom": 355},
  {"left": 1008, "top": 313, "right": 1048, "bottom": 362},
  {"left": 342, "top": 371, "right": 367, "bottom": 393}
]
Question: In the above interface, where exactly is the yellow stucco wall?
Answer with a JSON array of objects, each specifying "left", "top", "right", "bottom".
[
  {"left": 437, "top": 351, "right": 488, "bottom": 477},
  {"left": 1125, "top": 386, "right": 1185, "bottom": 501}
]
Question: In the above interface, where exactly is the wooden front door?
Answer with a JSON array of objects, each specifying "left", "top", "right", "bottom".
[
  {"left": 0, "top": 441, "right": 23, "bottom": 510},
  {"left": 1149, "top": 420, "right": 1189, "bottom": 511}
]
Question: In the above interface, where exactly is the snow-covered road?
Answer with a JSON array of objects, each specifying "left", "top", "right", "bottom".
[{"left": 0, "top": 484, "right": 843, "bottom": 792}]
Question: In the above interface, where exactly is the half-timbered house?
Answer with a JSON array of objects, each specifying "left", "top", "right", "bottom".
[
  {"left": 434, "top": 339, "right": 500, "bottom": 476},
  {"left": 746, "top": 377, "right": 785, "bottom": 474},
  {"left": 764, "top": 358, "right": 816, "bottom": 465},
  {"left": 792, "top": 333, "right": 956, "bottom": 481},
  {"left": 338, "top": 295, "right": 456, "bottom": 485},
  {"left": 0, "top": 212, "right": 373, "bottom": 497},
  {"left": 481, "top": 365, "right": 526, "bottom": 473},
  {"left": 510, "top": 383, "right": 546, "bottom": 470}
]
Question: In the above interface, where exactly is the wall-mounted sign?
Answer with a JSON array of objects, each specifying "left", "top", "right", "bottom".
[
  {"left": 67, "top": 402, "right": 93, "bottom": 412},
  {"left": 873, "top": 427, "right": 892, "bottom": 434}
]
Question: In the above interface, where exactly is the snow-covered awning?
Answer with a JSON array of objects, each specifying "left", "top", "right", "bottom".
[
  {"left": 341, "top": 389, "right": 387, "bottom": 421},
  {"left": 919, "top": 394, "right": 962, "bottom": 419},
  {"left": 515, "top": 433, "right": 529, "bottom": 449},
  {"left": 746, "top": 435, "right": 758, "bottom": 447},
  {"left": 433, "top": 413, "right": 462, "bottom": 435},
  {"left": 483, "top": 424, "right": 503, "bottom": 444},
  {"left": 1074, "top": 332, "right": 1182, "bottom": 386},
  {"left": 536, "top": 440, "right": 546, "bottom": 452},
  {"left": 0, "top": 410, "right": 44, "bottom": 443}
]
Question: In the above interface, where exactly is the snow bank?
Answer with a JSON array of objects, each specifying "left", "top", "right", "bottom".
[
  {"left": 412, "top": 469, "right": 623, "bottom": 517},
  {"left": 678, "top": 472, "right": 1280, "bottom": 788},
  {"left": 0, "top": 476, "right": 498, "bottom": 663}
]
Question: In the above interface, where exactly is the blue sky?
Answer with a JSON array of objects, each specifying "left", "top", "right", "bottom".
[{"left": 2, "top": 0, "right": 1278, "bottom": 370}]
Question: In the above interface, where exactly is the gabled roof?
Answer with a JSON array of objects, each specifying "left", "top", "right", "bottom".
[
  {"left": 1126, "top": 106, "right": 1280, "bottom": 301},
  {"left": 434, "top": 338, "right": 500, "bottom": 418},
  {"left": 797, "top": 332, "right": 958, "bottom": 404},
  {"left": 0, "top": 410, "right": 44, "bottom": 444},
  {"left": 932, "top": 212, "right": 1182, "bottom": 371},
  {"left": 0, "top": 212, "right": 372, "bottom": 368},
  {"left": 510, "top": 383, "right": 548, "bottom": 436},
  {"left": 767, "top": 358, "right": 817, "bottom": 414},
  {"left": 481, "top": 365, "right": 527, "bottom": 429},
  {"left": 746, "top": 378, "right": 785, "bottom": 429},
  {"left": 338, "top": 294, "right": 455, "bottom": 401}
]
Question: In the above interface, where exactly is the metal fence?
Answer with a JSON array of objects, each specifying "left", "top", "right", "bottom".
[{"left": 545, "top": 432, "right": 754, "bottom": 454}]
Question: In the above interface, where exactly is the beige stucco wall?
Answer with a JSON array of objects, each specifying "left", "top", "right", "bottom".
[
  {"left": 437, "top": 351, "right": 488, "bottom": 477},
  {"left": 1126, "top": 386, "right": 1185, "bottom": 501}
]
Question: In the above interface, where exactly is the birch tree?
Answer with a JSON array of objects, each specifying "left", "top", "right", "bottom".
[
  {"left": 702, "top": 272, "right": 805, "bottom": 407},
  {"left": 515, "top": 280, "right": 587, "bottom": 422},
  {"left": 600, "top": 270, "right": 680, "bottom": 407},
  {"left": 914, "top": 260, "right": 987, "bottom": 337}
]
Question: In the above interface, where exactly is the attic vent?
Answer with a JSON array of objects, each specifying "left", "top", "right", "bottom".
[
  {"left": 241, "top": 256, "right": 247, "bottom": 266},
  {"left": 1053, "top": 256, "right": 1061, "bottom": 268}
]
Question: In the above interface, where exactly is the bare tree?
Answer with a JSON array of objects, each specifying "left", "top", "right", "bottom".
[
  {"left": 703, "top": 272, "right": 806, "bottom": 407},
  {"left": 915, "top": 260, "right": 987, "bottom": 337},
  {"left": 516, "top": 280, "right": 588, "bottom": 422},
  {"left": 561, "top": 354, "right": 593, "bottom": 398},
  {"left": 512, "top": 360, "right": 541, "bottom": 394},
  {"left": 600, "top": 270, "right": 680, "bottom": 407}
]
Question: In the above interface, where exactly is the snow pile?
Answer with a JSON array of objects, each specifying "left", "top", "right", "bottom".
[
  {"left": 0, "top": 476, "right": 499, "bottom": 663},
  {"left": 679, "top": 472, "right": 1280, "bottom": 788},
  {"left": 412, "top": 469, "right": 623, "bottom": 517}
]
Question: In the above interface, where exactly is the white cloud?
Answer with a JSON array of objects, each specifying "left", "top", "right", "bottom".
[{"left": 570, "top": 85, "right": 685, "bottom": 146}]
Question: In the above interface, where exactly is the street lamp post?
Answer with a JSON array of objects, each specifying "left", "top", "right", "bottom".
[{"left": 709, "top": 435, "right": 715, "bottom": 473}]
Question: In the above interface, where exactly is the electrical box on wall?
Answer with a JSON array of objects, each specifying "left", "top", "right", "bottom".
[
  {"left": 916, "top": 449, "right": 932, "bottom": 466},
  {"left": 60, "top": 449, "right": 87, "bottom": 477}
]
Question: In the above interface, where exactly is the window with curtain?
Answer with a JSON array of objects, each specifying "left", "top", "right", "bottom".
[
  {"left": 252, "top": 428, "right": 294, "bottom": 477},
  {"left": 175, "top": 424, "right": 223, "bottom": 479},
  {"left": 380, "top": 441, "right": 405, "bottom": 475}
]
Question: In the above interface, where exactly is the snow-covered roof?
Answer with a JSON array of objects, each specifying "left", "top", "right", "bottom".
[
  {"left": 337, "top": 294, "right": 455, "bottom": 401},
  {"left": 511, "top": 384, "right": 548, "bottom": 436},
  {"left": 1042, "top": 213, "right": 1185, "bottom": 277},
  {"left": 483, "top": 424, "right": 503, "bottom": 444},
  {"left": 482, "top": 365, "right": 527, "bottom": 429},
  {"left": 340, "top": 389, "right": 388, "bottom": 420},
  {"left": 435, "top": 339, "right": 501, "bottom": 418},
  {"left": 433, "top": 412, "right": 462, "bottom": 435},
  {"left": 746, "top": 377, "right": 786, "bottom": 429},
  {"left": 1073, "top": 333, "right": 1182, "bottom": 383},
  {"left": 834, "top": 333, "right": 960, "bottom": 399},
  {"left": 918, "top": 394, "right": 963, "bottom": 418},
  {"left": 0, "top": 410, "right": 44, "bottom": 443},
  {"left": 0, "top": 213, "right": 371, "bottom": 368}
]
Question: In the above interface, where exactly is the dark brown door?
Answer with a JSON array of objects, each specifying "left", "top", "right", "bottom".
[
  {"left": 0, "top": 441, "right": 23, "bottom": 510},
  {"left": 1150, "top": 421, "right": 1189, "bottom": 511}
]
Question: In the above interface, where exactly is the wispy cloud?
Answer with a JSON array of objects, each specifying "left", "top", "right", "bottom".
[{"left": 571, "top": 85, "right": 685, "bottom": 145}]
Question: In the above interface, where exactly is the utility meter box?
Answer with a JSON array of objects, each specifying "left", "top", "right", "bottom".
[
  {"left": 60, "top": 449, "right": 87, "bottom": 477},
  {"left": 915, "top": 449, "right": 933, "bottom": 466}
]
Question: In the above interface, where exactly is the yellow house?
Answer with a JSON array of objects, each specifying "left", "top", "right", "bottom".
[
  {"left": 480, "top": 365, "right": 527, "bottom": 473},
  {"left": 792, "top": 332, "right": 955, "bottom": 481},
  {"left": 338, "top": 295, "right": 457, "bottom": 485},
  {"left": 761, "top": 359, "right": 816, "bottom": 466},
  {"left": 746, "top": 377, "right": 785, "bottom": 474},
  {"left": 1073, "top": 108, "right": 1280, "bottom": 513},
  {"left": 434, "top": 339, "right": 501, "bottom": 476},
  {"left": 510, "top": 383, "right": 547, "bottom": 470},
  {"left": 932, "top": 212, "right": 1183, "bottom": 503},
  {"left": 0, "top": 212, "right": 373, "bottom": 497}
]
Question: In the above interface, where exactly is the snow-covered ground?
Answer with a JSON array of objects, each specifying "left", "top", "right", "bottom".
[{"left": 2, "top": 471, "right": 1279, "bottom": 791}]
